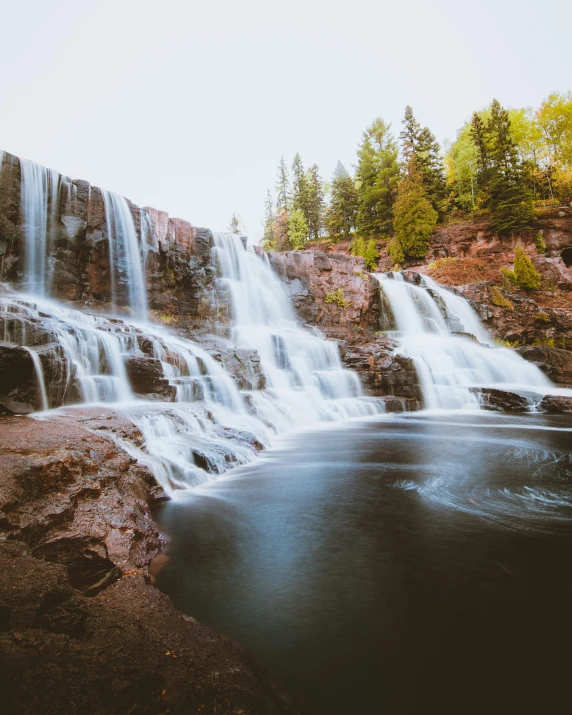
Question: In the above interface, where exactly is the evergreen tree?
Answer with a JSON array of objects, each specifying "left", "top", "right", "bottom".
[
  {"left": 356, "top": 118, "right": 400, "bottom": 238},
  {"left": 306, "top": 164, "right": 325, "bottom": 239},
  {"left": 513, "top": 245, "right": 541, "bottom": 290},
  {"left": 229, "top": 213, "right": 240, "bottom": 235},
  {"left": 287, "top": 209, "right": 308, "bottom": 250},
  {"left": 262, "top": 190, "right": 275, "bottom": 250},
  {"left": 276, "top": 156, "right": 290, "bottom": 212},
  {"left": 325, "top": 162, "right": 358, "bottom": 241},
  {"left": 400, "top": 105, "right": 422, "bottom": 163},
  {"left": 400, "top": 106, "right": 446, "bottom": 216},
  {"left": 291, "top": 153, "right": 310, "bottom": 223},
  {"left": 392, "top": 161, "right": 438, "bottom": 260},
  {"left": 471, "top": 100, "right": 534, "bottom": 233}
]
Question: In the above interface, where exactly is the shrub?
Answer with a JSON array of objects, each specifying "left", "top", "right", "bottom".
[
  {"left": 324, "top": 288, "right": 348, "bottom": 309},
  {"left": 496, "top": 339, "right": 521, "bottom": 347},
  {"left": 534, "top": 312, "right": 551, "bottom": 323},
  {"left": 513, "top": 246, "right": 541, "bottom": 290},
  {"left": 499, "top": 266, "right": 517, "bottom": 286},
  {"left": 532, "top": 337, "right": 555, "bottom": 347},
  {"left": 490, "top": 285, "right": 514, "bottom": 311},
  {"left": 387, "top": 237, "right": 404, "bottom": 264},
  {"left": 363, "top": 240, "right": 380, "bottom": 270},
  {"left": 535, "top": 233, "right": 546, "bottom": 254}
]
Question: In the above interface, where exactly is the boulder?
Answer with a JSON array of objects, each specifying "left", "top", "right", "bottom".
[
  {"left": 0, "top": 343, "right": 41, "bottom": 413},
  {"left": 539, "top": 395, "right": 572, "bottom": 413},
  {"left": 516, "top": 346, "right": 572, "bottom": 386},
  {"left": 124, "top": 357, "right": 176, "bottom": 401},
  {"left": 470, "top": 387, "right": 538, "bottom": 412}
]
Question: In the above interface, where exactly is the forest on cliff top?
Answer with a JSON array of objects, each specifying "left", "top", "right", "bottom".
[{"left": 247, "top": 92, "right": 572, "bottom": 274}]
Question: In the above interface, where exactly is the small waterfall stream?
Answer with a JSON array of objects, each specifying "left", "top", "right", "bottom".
[{"left": 375, "top": 272, "right": 558, "bottom": 409}]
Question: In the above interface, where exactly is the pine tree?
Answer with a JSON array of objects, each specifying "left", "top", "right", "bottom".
[
  {"left": 262, "top": 190, "right": 275, "bottom": 250},
  {"left": 356, "top": 118, "right": 400, "bottom": 238},
  {"left": 400, "top": 106, "right": 446, "bottom": 216},
  {"left": 471, "top": 100, "right": 534, "bottom": 233},
  {"left": 325, "top": 162, "right": 358, "bottom": 241},
  {"left": 400, "top": 105, "right": 422, "bottom": 163},
  {"left": 392, "top": 161, "right": 438, "bottom": 260},
  {"left": 306, "top": 164, "right": 324, "bottom": 239},
  {"left": 276, "top": 156, "right": 290, "bottom": 212},
  {"left": 229, "top": 213, "right": 240, "bottom": 235},
  {"left": 291, "top": 153, "right": 310, "bottom": 221}
]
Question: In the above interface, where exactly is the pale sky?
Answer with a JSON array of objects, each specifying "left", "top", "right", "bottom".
[{"left": 1, "top": 0, "right": 570, "bottom": 241}]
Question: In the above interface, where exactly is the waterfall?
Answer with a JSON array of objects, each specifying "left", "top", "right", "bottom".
[
  {"left": 212, "top": 232, "right": 379, "bottom": 422},
  {"left": 101, "top": 190, "right": 148, "bottom": 320},
  {"left": 20, "top": 159, "right": 61, "bottom": 296},
  {"left": 375, "top": 272, "right": 557, "bottom": 410}
]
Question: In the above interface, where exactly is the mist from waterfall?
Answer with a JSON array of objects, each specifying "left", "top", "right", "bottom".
[{"left": 375, "top": 272, "right": 558, "bottom": 409}]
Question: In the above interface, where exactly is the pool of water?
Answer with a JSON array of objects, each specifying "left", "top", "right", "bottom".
[{"left": 155, "top": 412, "right": 572, "bottom": 714}]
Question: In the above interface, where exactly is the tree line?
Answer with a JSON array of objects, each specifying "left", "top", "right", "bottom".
[{"left": 260, "top": 91, "right": 572, "bottom": 264}]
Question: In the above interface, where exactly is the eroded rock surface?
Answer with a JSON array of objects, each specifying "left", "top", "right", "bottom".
[{"left": 0, "top": 415, "right": 303, "bottom": 714}]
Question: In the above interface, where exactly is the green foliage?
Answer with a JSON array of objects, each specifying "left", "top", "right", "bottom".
[
  {"left": 324, "top": 288, "right": 348, "bottom": 308},
  {"left": 534, "top": 312, "right": 551, "bottom": 323},
  {"left": 325, "top": 167, "right": 359, "bottom": 242},
  {"left": 229, "top": 213, "right": 241, "bottom": 235},
  {"left": 513, "top": 245, "right": 541, "bottom": 290},
  {"left": 363, "top": 240, "right": 379, "bottom": 270},
  {"left": 276, "top": 156, "right": 290, "bottom": 212},
  {"left": 287, "top": 208, "right": 308, "bottom": 250},
  {"left": 499, "top": 266, "right": 517, "bottom": 286},
  {"left": 356, "top": 118, "right": 400, "bottom": 237},
  {"left": 392, "top": 162, "right": 438, "bottom": 260},
  {"left": 262, "top": 190, "right": 276, "bottom": 250},
  {"left": 350, "top": 237, "right": 379, "bottom": 269},
  {"left": 535, "top": 232, "right": 547, "bottom": 253},
  {"left": 387, "top": 237, "right": 404, "bottom": 264},
  {"left": 400, "top": 106, "right": 447, "bottom": 217},
  {"left": 496, "top": 338, "right": 521, "bottom": 347},
  {"left": 471, "top": 99, "right": 535, "bottom": 234},
  {"left": 490, "top": 285, "right": 514, "bottom": 311},
  {"left": 532, "top": 337, "right": 555, "bottom": 347},
  {"left": 306, "top": 164, "right": 325, "bottom": 239}
]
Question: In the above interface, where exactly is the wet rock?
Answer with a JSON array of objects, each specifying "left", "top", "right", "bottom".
[
  {"left": 516, "top": 346, "right": 572, "bottom": 386},
  {"left": 125, "top": 356, "right": 176, "bottom": 401},
  {"left": 0, "top": 343, "right": 40, "bottom": 413},
  {"left": 0, "top": 541, "right": 304, "bottom": 715},
  {"left": 539, "top": 395, "right": 572, "bottom": 413},
  {"left": 470, "top": 387, "right": 538, "bottom": 412}
]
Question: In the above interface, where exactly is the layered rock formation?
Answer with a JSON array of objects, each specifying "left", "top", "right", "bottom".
[
  {"left": 0, "top": 151, "right": 216, "bottom": 327},
  {"left": 0, "top": 415, "right": 303, "bottom": 714}
]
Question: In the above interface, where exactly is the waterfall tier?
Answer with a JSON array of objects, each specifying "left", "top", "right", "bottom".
[{"left": 375, "top": 272, "right": 570, "bottom": 410}]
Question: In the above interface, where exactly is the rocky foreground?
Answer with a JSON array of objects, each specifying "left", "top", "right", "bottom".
[{"left": 0, "top": 415, "right": 304, "bottom": 714}]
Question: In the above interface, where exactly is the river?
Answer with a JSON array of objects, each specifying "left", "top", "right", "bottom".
[{"left": 155, "top": 411, "right": 572, "bottom": 714}]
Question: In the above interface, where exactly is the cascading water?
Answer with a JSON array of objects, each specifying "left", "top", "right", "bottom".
[
  {"left": 101, "top": 190, "right": 148, "bottom": 320},
  {"left": 375, "top": 272, "right": 564, "bottom": 410},
  {"left": 0, "top": 157, "right": 381, "bottom": 495},
  {"left": 20, "top": 158, "right": 61, "bottom": 296},
  {"left": 212, "top": 232, "right": 379, "bottom": 423}
]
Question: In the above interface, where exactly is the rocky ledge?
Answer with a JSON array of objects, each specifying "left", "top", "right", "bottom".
[{"left": 0, "top": 415, "right": 303, "bottom": 714}]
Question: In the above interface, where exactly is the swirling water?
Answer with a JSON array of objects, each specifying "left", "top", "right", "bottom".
[{"left": 156, "top": 411, "right": 572, "bottom": 714}]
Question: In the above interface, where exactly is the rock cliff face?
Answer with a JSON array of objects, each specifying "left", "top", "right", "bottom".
[{"left": 0, "top": 151, "right": 216, "bottom": 328}]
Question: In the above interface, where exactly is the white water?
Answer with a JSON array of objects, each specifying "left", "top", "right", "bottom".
[
  {"left": 101, "top": 190, "right": 148, "bottom": 320},
  {"left": 212, "top": 232, "right": 379, "bottom": 423},
  {"left": 20, "top": 158, "right": 61, "bottom": 296},
  {"left": 375, "top": 272, "right": 562, "bottom": 410}
]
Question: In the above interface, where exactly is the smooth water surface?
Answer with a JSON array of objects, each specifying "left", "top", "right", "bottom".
[{"left": 156, "top": 412, "right": 572, "bottom": 714}]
